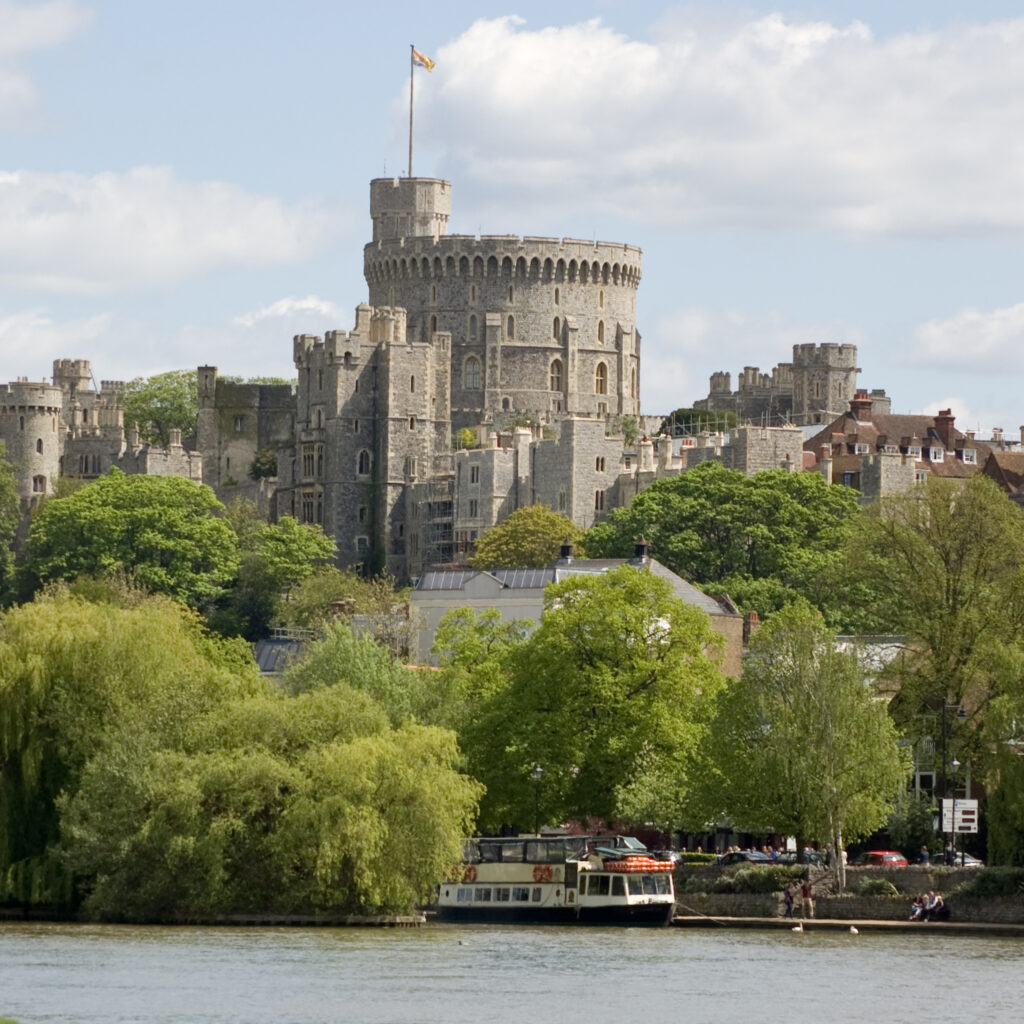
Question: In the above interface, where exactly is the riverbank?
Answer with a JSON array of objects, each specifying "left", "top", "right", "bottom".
[
  {"left": 672, "top": 914, "right": 1024, "bottom": 937},
  {"left": 0, "top": 908, "right": 424, "bottom": 927}
]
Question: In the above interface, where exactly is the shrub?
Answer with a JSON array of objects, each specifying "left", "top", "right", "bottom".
[
  {"left": 680, "top": 852, "right": 718, "bottom": 865},
  {"left": 857, "top": 876, "right": 900, "bottom": 897},
  {"left": 685, "top": 864, "right": 805, "bottom": 894},
  {"left": 952, "top": 867, "right": 1024, "bottom": 898}
]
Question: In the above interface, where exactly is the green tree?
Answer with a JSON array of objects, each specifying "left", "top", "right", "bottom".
[
  {"left": 467, "top": 503, "right": 581, "bottom": 569},
  {"left": 701, "top": 601, "right": 910, "bottom": 888},
  {"left": 842, "top": 475, "right": 1024, "bottom": 861},
  {"left": 452, "top": 427, "right": 477, "bottom": 450},
  {"left": 658, "top": 407, "right": 738, "bottom": 435},
  {"left": 249, "top": 447, "right": 279, "bottom": 480},
  {"left": 214, "top": 499, "right": 335, "bottom": 639},
  {"left": 459, "top": 565, "right": 726, "bottom": 830},
  {"left": 0, "top": 442, "right": 21, "bottom": 602},
  {"left": 581, "top": 461, "right": 862, "bottom": 622},
  {"left": 21, "top": 470, "right": 239, "bottom": 607},
  {"left": 122, "top": 369, "right": 198, "bottom": 446}
]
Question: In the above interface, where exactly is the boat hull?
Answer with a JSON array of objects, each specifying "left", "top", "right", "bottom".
[{"left": 434, "top": 902, "right": 675, "bottom": 926}]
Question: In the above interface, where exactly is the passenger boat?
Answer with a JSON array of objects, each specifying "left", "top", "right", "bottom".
[{"left": 435, "top": 835, "right": 676, "bottom": 925}]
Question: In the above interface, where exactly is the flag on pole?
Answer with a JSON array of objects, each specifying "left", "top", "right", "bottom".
[{"left": 412, "top": 48, "right": 435, "bottom": 71}]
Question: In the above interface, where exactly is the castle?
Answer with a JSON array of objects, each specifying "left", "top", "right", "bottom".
[
  {"left": 0, "top": 359, "right": 201, "bottom": 507},
  {"left": 193, "top": 177, "right": 818, "bottom": 580}
]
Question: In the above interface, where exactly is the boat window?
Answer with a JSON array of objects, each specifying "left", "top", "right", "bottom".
[
  {"left": 495, "top": 888, "right": 511, "bottom": 902},
  {"left": 628, "top": 876, "right": 643, "bottom": 895},
  {"left": 500, "top": 843, "right": 525, "bottom": 862},
  {"left": 595, "top": 875, "right": 610, "bottom": 896},
  {"left": 525, "top": 840, "right": 565, "bottom": 863},
  {"left": 642, "top": 876, "right": 657, "bottom": 895},
  {"left": 463, "top": 840, "right": 480, "bottom": 862},
  {"left": 622, "top": 837, "right": 647, "bottom": 850},
  {"left": 478, "top": 842, "right": 502, "bottom": 862},
  {"left": 579, "top": 876, "right": 588, "bottom": 895},
  {"left": 612, "top": 876, "right": 626, "bottom": 896},
  {"left": 512, "top": 887, "right": 530, "bottom": 902},
  {"left": 532, "top": 887, "right": 542, "bottom": 903},
  {"left": 474, "top": 888, "right": 492, "bottom": 902},
  {"left": 655, "top": 874, "right": 672, "bottom": 895},
  {"left": 457, "top": 888, "right": 473, "bottom": 903}
]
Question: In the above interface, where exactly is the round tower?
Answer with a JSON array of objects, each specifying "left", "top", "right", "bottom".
[
  {"left": 363, "top": 178, "right": 642, "bottom": 430},
  {"left": 0, "top": 379, "right": 64, "bottom": 505}
]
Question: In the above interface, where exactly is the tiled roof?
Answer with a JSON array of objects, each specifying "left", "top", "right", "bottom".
[{"left": 415, "top": 558, "right": 739, "bottom": 618}]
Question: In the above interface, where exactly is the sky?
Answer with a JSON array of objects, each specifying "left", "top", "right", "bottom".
[{"left": 2, "top": 0, "right": 1024, "bottom": 432}]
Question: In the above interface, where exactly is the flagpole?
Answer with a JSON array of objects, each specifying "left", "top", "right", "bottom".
[{"left": 408, "top": 44, "right": 414, "bottom": 178}]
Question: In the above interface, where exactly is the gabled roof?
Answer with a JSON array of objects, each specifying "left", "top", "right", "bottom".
[
  {"left": 982, "top": 450, "right": 1024, "bottom": 493},
  {"left": 414, "top": 558, "right": 739, "bottom": 618}
]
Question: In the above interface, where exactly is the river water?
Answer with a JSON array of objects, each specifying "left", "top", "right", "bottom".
[{"left": 0, "top": 921, "right": 1019, "bottom": 1023}]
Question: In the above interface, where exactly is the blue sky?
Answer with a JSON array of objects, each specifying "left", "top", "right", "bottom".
[{"left": 3, "top": 1, "right": 1024, "bottom": 433}]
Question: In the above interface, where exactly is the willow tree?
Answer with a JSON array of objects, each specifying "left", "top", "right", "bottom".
[{"left": 704, "top": 601, "right": 909, "bottom": 888}]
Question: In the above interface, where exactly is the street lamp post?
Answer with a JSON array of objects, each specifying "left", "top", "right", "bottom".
[
  {"left": 531, "top": 763, "right": 543, "bottom": 835},
  {"left": 950, "top": 757, "right": 961, "bottom": 867}
]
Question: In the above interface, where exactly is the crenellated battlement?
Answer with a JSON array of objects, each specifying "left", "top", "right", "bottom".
[
  {"left": 365, "top": 235, "right": 642, "bottom": 289},
  {"left": 793, "top": 342, "right": 859, "bottom": 370}
]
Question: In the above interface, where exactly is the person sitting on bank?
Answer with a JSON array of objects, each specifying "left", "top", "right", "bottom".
[
  {"left": 909, "top": 894, "right": 926, "bottom": 921},
  {"left": 925, "top": 892, "right": 947, "bottom": 921}
]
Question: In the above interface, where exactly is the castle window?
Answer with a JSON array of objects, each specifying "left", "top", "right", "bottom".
[
  {"left": 599, "top": 290, "right": 604, "bottom": 308},
  {"left": 356, "top": 536, "right": 369, "bottom": 553},
  {"left": 553, "top": 317, "right": 560, "bottom": 340},
  {"left": 315, "top": 409, "right": 323, "bottom": 428},
  {"left": 316, "top": 494, "right": 323, "bottom": 524},
  {"left": 506, "top": 315, "right": 514, "bottom": 338},
  {"left": 470, "top": 465, "right": 480, "bottom": 484},
  {"left": 302, "top": 445, "right": 315, "bottom": 477},
  {"left": 234, "top": 415, "right": 244, "bottom": 432},
  {"left": 814, "top": 382, "right": 822, "bottom": 398},
  {"left": 19, "top": 415, "right": 24, "bottom": 430},
  {"left": 430, "top": 314, "right": 437, "bottom": 335},
  {"left": 82, "top": 409, "right": 88, "bottom": 424},
  {"left": 318, "top": 369, "right": 323, "bottom": 390},
  {"left": 508, "top": 286, "right": 514, "bottom": 303},
  {"left": 550, "top": 359, "right": 563, "bottom": 392},
  {"left": 594, "top": 490, "right": 605, "bottom": 511},
  {"left": 597, "top": 321, "right": 605, "bottom": 344},
  {"left": 559, "top": 490, "right": 567, "bottom": 511},
  {"left": 554, "top": 287, "right": 559, "bottom": 305},
  {"left": 631, "top": 368, "right": 637, "bottom": 398},
  {"left": 595, "top": 362, "right": 608, "bottom": 395},
  {"left": 32, "top": 475, "right": 45, "bottom": 493},
  {"left": 471, "top": 284, "right": 477, "bottom": 303},
  {"left": 469, "top": 499, "right": 479, "bottom": 518},
  {"left": 431, "top": 285, "right": 437, "bottom": 303},
  {"left": 597, "top": 402, "right": 607, "bottom": 415},
  {"left": 410, "top": 375, "right": 415, "bottom": 393},
  {"left": 357, "top": 449, "right": 371, "bottom": 476},
  {"left": 502, "top": 398, "right": 510, "bottom": 411},
  {"left": 353, "top": 419, "right": 360, "bottom": 433},
  {"left": 301, "top": 491, "right": 314, "bottom": 523},
  {"left": 469, "top": 314, "right": 478, "bottom": 340},
  {"left": 596, "top": 456, "right": 605, "bottom": 472},
  {"left": 409, "top": 416, "right": 416, "bottom": 431},
  {"left": 410, "top": 534, "right": 419, "bottom": 555},
  {"left": 464, "top": 356, "right": 481, "bottom": 390},
  {"left": 316, "top": 445, "right": 324, "bottom": 477},
  {"left": 398, "top": 524, "right": 404, "bottom": 538},
  {"left": 36, "top": 438, "right": 42, "bottom": 453},
  {"left": 359, "top": 506, "right": 367, "bottom": 524}
]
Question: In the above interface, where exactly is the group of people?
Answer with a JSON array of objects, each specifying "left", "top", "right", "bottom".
[
  {"left": 909, "top": 891, "right": 947, "bottom": 921},
  {"left": 783, "top": 880, "right": 816, "bottom": 918}
]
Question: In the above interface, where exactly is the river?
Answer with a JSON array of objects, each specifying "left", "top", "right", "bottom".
[{"left": 0, "top": 921, "right": 1019, "bottom": 1023}]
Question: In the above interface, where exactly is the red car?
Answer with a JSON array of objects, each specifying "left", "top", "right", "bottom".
[{"left": 853, "top": 850, "right": 909, "bottom": 866}]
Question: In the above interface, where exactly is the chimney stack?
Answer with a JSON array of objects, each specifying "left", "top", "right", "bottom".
[
  {"left": 850, "top": 391, "right": 873, "bottom": 422},
  {"left": 934, "top": 409, "right": 956, "bottom": 451}
]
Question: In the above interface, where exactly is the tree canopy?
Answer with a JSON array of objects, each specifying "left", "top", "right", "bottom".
[
  {"left": 448, "top": 566, "right": 726, "bottom": 831},
  {"left": 467, "top": 503, "right": 581, "bottom": 569},
  {"left": 0, "top": 443, "right": 21, "bottom": 602},
  {"left": 581, "top": 462, "right": 862, "bottom": 621},
  {"left": 21, "top": 471, "right": 238, "bottom": 607},
  {"left": 0, "top": 590, "right": 481, "bottom": 918},
  {"left": 700, "top": 601, "right": 909, "bottom": 886},
  {"left": 122, "top": 369, "right": 198, "bottom": 446}
]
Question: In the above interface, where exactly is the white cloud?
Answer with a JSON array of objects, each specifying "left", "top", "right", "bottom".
[
  {"left": 234, "top": 295, "right": 345, "bottom": 329},
  {"left": 0, "top": 1, "right": 92, "bottom": 120},
  {"left": 915, "top": 302, "right": 1024, "bottom": 368},
  {"left": 0, "top": 306, "right": 111, "bottom": 370},
  {"left": 417, "top": 14, "right": 1024, "bottom": 235},
  {"left": 0, "top": 167, "right": 344, "bottom": 293}
]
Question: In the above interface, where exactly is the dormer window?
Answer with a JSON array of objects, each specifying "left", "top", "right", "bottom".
[
  {"left": 907, "top": 445, "right": 922, "bottom": 458},
  {"left": 854, "top": 443, "right": 870, "bottom": 455},
  {"left": 929, "top": 447, "right": 944, "bottom": 462},
  {"left": 962, "top": 449, "right": 977, "bottom": 465}
]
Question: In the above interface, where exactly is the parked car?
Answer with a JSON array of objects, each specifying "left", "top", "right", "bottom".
[
  {"left": 720, "top": 850, "right": 772, "bottom": 865},
  {"left": 955, "top": 852, "right": 984, "bottom": 868},
  {"left": 853, "top": 850, "right": 909, "bottom": 866}
]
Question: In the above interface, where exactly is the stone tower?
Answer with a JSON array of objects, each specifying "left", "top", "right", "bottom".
[
  {"left": 0, "top": 379, "right": 63, "bottom": 506},
  {"left": 363, "top": 177, "right": 642, "bottom": 433},
  {"left": 790, "top": 343, "right": 860, "bottom": 426}
]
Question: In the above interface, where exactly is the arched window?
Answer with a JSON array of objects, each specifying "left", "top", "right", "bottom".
[
  {"left": 357, "top": 449, "right": 371, "bottom": 476},
  {"left": 410, "top": 375, "right": 415, "bottom": 393},
  {"left": 469, "top": 314, "right": 478, "bottom": 340},
  {"left": 599, "top": 289, "right": 604, "bottom": 308},
  {"left": 506, "top": 315, "right": 514, "bottom": 338},
  {"left": 409, "top": 416, "right": 416, "bottom": 431},
  {"left": 502, "top": 398, "right": 510, "bottom": 411},
  {"left": 550, "top": 359, "right": 563, "bottom": 392},
  {"left": 595, "top": 362, "right": 608, "bottom": 395},
  {"left": 430, "top": 314, "right": 437, "bottom": 335},
  {"left": 465, "top": 356, "right": 482, "bottom": 390},
  {"left": 553, "top": 316, "right": 560, "bottom": 339},
  {"left": 554, "top": 287, "right": 560, "bottom": 305},
  {"left": 508, "top": 285, "right": 514, "bottom": 302},
  {"left": 597, "top": 321, "right": 605, "bottom": 344},
  {"left": 35, "top": 438, "right": 42, "bottom": 453}
]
